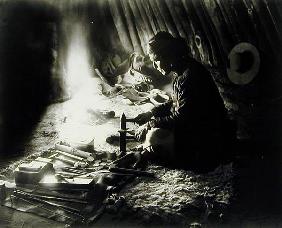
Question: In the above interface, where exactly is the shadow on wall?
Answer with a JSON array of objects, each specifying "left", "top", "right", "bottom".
[{"left": 0, "top": 1, "right": 60, "bottom": 157}]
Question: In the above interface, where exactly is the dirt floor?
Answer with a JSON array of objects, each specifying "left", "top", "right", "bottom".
[{"left": 0, "top": 77, "right": 281, "bottom": 227}]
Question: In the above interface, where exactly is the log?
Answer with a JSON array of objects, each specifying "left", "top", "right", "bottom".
[
  {"left": 198, "top": 0, "right": 230, "bottom": 65},
  {"left": 155, "top": 0, "right": 178, "bottom": 37},
  {"left": 134, "top": 0, "right": 154, "bottom": 39},
  {"left": 128, "top": 0, "right": 148, "bottom": 53},
  {"left": 148, "top": 0, "right": 167, "bottom": 32},
  {"left": 141, "top": 0, "right": 159, "bottom": 34},
  {"left": 216, "top": 0, "right": 240, "bottom": 43},
  {"left": 181, "top": 0, "right": 215, "bottom": 65},
  {"left": 164, "top": 0, "right": 187, "bottom": 39},
  {"left": 249, "top": 0, "right": 279, "bottom": 57},
  {"left": 108, "top": 0, "right": 134, "bottom": 53},
  {"left": 175, "top": 0, "right": 201, "bottom": 61},
  {"left": 120, "top": 0, "right": 143, "bottom": 53}
]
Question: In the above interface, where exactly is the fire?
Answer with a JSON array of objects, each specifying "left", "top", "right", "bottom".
[
  {"left": 65, "top": 22, "right": 93, "bottom": 98},
  {"left": 32, "top": 21, "right": 117, "bottom": 148},
  {"left": 53, "top": 21, "right": 106, "bottom": 143}
]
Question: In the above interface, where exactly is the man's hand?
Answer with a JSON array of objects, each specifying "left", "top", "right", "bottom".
[
  {"left": 111, "top": 151, "right": 149, "bottom": 169},
  {"left": 112, "top": 152, "right": 140, "bottom": 168},
  {"left": 134, "top": 111, "right": 153, "bottom": 125},
  {"left": 135, "top": 123, "right": 151, "bottom": 142}
]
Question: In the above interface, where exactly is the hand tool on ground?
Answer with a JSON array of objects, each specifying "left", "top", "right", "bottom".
[
  {"left": 14, "top": 189, "right": 88, "bottom": 204},
  {"left": 56, "top": 150, "right": 84, "bottom": 161},
  {"left": 11, "top": 192, "right": 85, "bottom": 219},
  {"left": 119, "top": 113, "right": 137, "bottom": 156},
  {"left": 106, "top": 134, "right": 136, "bottom": 143},
  {"left": 108, "top": 167, "right": 155, "bottom": 178},
  {"left": 10, "top": 194, "right": 79, "bottom": 222},
  {"left": 16, "top": 185, "right": 89, "bottom": 201}
]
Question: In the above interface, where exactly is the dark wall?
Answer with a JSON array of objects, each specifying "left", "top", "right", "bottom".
[{"left": 0, "top": 0, "right": 60, "bottom": 156}]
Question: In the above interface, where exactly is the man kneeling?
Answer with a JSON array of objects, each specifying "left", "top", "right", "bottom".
[{"left": 125, "top": 32, "right": 234, "bottom": 173}]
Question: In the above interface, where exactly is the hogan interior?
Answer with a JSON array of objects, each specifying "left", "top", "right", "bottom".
[{"left": 0, "top": 0, "right": 282, "bottom": 227}]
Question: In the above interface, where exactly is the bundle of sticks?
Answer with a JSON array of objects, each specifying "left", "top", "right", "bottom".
[{"left": 54, "top": 144, "right": 95, "bottom": 167}]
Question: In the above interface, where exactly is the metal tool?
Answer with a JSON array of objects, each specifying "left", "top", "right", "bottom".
[
  {"left": 108, "top": 167, "right": 155, "bottom": 178},
  {"left": 119, "top": 113, "right": 136, "bottom": 155},
  {"left": 56, "top": 150, "right": 84, "bottom": 161},
  {"left": 14, "top": 189, "right": 88, "bottom": 204},
  {"left": 10, "top": 194, "right": 78, "bottom": 222},
  {"left": 12, "top": 191, "right": 85, "bottom": 219}
]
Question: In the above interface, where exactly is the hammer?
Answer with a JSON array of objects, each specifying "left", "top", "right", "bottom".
[{"left": 119, "top": 113, "right": 136, "bottom": 155}]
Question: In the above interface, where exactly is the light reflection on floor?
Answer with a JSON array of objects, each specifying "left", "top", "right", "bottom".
[
  {"left": 26, "top": 75, "right": 149, "bottom": 156},
  {"left": 53, "top": 78, "right": 129, "bottom": 150},
  {"left": 25, "top": 21, "right": 154, "bottom": 155}
]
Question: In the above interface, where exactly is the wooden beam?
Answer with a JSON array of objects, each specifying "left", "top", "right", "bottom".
[
  {"left": 108, "top": 0, "right": 134, "bottom": 53},
  {"left": 120, "top": 0, "right": 143, "bottom": 53}
]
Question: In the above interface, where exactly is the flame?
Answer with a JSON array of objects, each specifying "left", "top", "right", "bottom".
[
  {"left": 33, "top": 21, "right": 115, "bottom": 147},
  {"left": 65, "top": 22, "right": 93, "bottom": 97},
  {"left": 53, "top": 22, "right": 107, "bottom": 142}
]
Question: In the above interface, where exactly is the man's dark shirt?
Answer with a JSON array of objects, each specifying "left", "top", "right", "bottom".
[
  {"left": 149, "top": 58, "right": 226, "bottom": 132},
  {"left": 147, "top": 58, "right": 229, "bottom": 171}
]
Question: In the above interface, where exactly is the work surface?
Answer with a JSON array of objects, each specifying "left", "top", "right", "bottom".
[{"left": 0, "top": 77, "right": 280, "bottom": 227}]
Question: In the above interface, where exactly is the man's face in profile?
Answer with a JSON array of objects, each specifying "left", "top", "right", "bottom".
[
  {"left": 152, "top": 60, "right": 166, "bottom": 75},
  {"left": 148, "top": 50, "right": 171, "bottom": 75}
]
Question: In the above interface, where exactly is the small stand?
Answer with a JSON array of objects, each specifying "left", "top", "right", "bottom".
[{"left": 119, "top": 113, "right": 135, "bottom": 156}]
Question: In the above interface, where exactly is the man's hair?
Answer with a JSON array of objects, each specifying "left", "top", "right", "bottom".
[{"left": 148, "top": 31, "right": 189, "bottom": 62}]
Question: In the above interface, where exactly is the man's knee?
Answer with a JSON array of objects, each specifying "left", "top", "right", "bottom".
[
  {"left": 144, "top": 128, "right": 173, "bottom": 147},
  {"left": 143, "top": 128, "right": 174, "bottom": 162}
]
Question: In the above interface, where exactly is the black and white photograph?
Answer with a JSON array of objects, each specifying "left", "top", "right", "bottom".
[{"left": 0, "top": 0, "right": 281, "bottom": 227}]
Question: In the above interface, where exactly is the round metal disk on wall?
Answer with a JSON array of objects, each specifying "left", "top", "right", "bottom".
[{"left": 227, "top": 42, "right": 260, "bottom": 85}]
